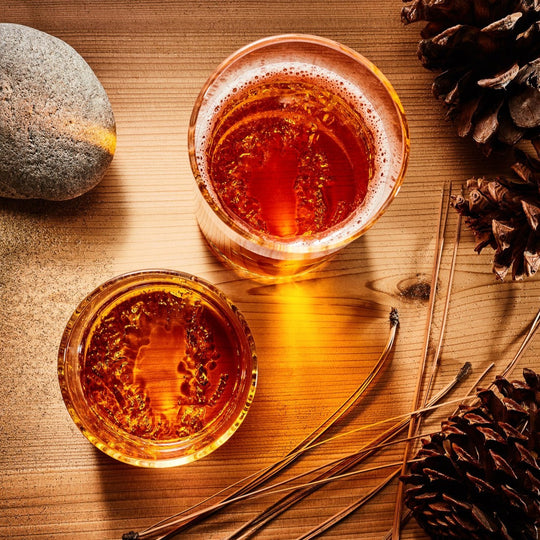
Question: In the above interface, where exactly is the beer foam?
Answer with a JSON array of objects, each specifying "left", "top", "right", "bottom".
[{"left": 195, "top": 61, "right": 396, "bottom": 247}]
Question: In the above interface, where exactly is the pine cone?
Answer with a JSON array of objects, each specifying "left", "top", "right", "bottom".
[
  {"left": 452, "top": 150, "right": 540, "bottom": 280},
  {"left": 401, "top": 0, "right": 540, "bottom": 155},
  {"left": 402, "top": 368, "right": 540, "bottom": 540}
]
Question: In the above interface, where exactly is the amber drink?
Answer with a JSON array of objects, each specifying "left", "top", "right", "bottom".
[
  {"left": 189, "top": 35, "right": 409, "bottom": 281},
  {"left": 58, "top": 270, "right": 257, "bottom": 467}
]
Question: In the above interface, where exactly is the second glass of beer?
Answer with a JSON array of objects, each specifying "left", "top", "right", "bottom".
[{"left": 189, "top": 34, "right": 409, "bottom": 281}]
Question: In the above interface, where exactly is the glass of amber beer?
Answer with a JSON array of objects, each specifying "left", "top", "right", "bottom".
[{"left": 189, "top": 34, "right": 409, "bottom": 281}]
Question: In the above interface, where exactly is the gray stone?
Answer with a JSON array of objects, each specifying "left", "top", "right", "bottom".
[{"left": 0, "top": 23, "right": 116, "bottom": 200}]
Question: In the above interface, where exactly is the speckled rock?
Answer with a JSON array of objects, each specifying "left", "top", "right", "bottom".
[{"left": 0, "top": 23, "right": 116, "bottom": 200}]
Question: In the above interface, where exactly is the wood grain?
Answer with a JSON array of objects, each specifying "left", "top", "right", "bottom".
[{"left": 1, "top": 2, "right": 538, "bottom": 539}]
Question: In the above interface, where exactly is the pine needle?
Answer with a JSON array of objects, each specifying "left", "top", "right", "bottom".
[
  {"left": 223, "top": 363, "right": 472, "bottom": 540},
  {"left": 128, "top": 378, "right": 475, "bottom": 540},
  {"left": 297, "top": 469, "right": 401, "bottom": 540},
  {"left": 498, "top": 308, "right": 540, "bottom": 380},
  {"left": 423, "top": 210, "right": 462, "bottom": 401},
  {"left": 391, "top": 183, "right": 452, "bottom": 539},
  {"left": 125, "top": 459, "right": 422, "bottom": 540},
  {"left": 288, "top": 363, "right": 472, "bottom": 540},
  {"left": 131, "top": 308, "right": 399, "bottom": 540}
]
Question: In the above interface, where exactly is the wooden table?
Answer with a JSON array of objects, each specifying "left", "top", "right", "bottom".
[{"left": 1, "top": 2, "right": 538, "bottom": 539}]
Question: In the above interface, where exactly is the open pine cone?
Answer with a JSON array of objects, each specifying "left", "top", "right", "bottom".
[
  {"left": 402, "top": 0, "right": 540, "bottom": 155},
  {"left": 452, "top": 150, "right": 540, "bottom": 280},
  {"left": 402, "top": 368, "right": 540, "bottom": 540}
]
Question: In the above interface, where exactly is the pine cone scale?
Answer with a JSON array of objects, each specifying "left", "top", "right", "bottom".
[
  {"left": 522, "top": 200, "right": 540, "bottom": 229},
  {"left": 481, "top": 12, "right": 523, "bottom": 33},
  {"left": 492, "top": 220, "right": 515, "bottom": 250},
  {"left": 442, "top": 493, "right": 471, "bottom": 510},
  {"left": 453, "top": 513, "right": 478, "bottom": 533},
  {"left": 477, "top": 63, "right": 520, "bottom": 89},
  {"left": 471, "top": 505, "right": 498, "bottom": 533},
  {"left": 465, "top": 471, "right": 497, "bottom": 494},
  {"left": 509, "top": 88, "right": 540, "bottom": 129},
  {"left": 498, "top": 108, "right": 526, "bottom": 144},
  {"left": 477, "top": 425, "right": 505, "bottom": 442},
  {"left": 472, "top": 98, "right": 503, "bottom": 143}
]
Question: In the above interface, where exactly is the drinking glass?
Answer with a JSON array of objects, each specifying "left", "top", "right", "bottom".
[
  {"left": 58, "top": 269, "right": 257, "bottom": 467},
  {"left": 189, "top": 34, "right": 409, "bottom": 281}
]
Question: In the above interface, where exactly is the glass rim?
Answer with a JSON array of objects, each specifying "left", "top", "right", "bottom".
[
  {"left": 57, "top": 268, "right": 258, "bottom": 468},
  {"left": 188, "top": 33, "right": 410, "bottom": 254}
]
